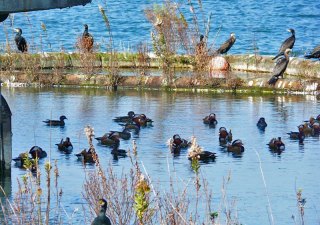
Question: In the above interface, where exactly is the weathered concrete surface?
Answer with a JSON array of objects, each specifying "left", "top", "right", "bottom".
[
  {"left": 0, "top": 0, "right": 91, "bottom": 13},
  {"left": 0, "top": 94, "right": 12, "bottom": 171},
  {"left": 0, "top": 53, "right": 319, "bottom": 78},
  {"left": 225, "top": 54, "right": 320, "bottom": 78},
  {"left": 0, "top": 0, "right": 91, "bottom": 22}
]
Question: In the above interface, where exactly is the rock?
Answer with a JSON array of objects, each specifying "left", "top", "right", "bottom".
[{"left": 209, "top": 56, "right": 230, "bottom": 72}]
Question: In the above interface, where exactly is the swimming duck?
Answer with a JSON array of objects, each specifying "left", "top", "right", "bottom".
[
  {"left": 188, "top": 150, "right": 217, "bottom": 161},
  {"left": 12, "top": 152, "right": 37, "bottom": 171},
  {"left": 219, "top": 127, "right": 232, "bottom": 143},
  {"left": 287, "top": 125, "right": 305, "bottom": 144},
  {"left": 91, "top": 198, "right": 111, "bottom": 225},
  {"left": 56, "top": 137, "right": 73, "bottom": 154},
  {"left": 187, "top": 136, "right": 216, "bottom": 161},
  {"left": 311, "top": 122, "right": 320, "bottom": 136},
  {"left": 169, "top": 134, "right": 191, "bottom": 155},
  {"left": 75, "top": 149, "right": 95, "bottom": 163},
  {"left": 227, "top": 139, "right": 244, "bottom": 154},
  {"left": 268, "top": 137, "right": 285, "bottom": 151},
  {"left": 43, "top": 115, "right": 67, "bottom": 126},
  {"left": 113, "top": 111, "right": 135, "bottom": 123},
  {"left": 257, "top": 117, "right": 268, "bottom": 130},
  {"left": 29, "top": 146, "right": 47, "bottom": 159},
  {"left": 203, "top": 113, "right": 218, "bottom": 125},
  {"left": 95, "top": 132, "right": 119, "bottom": 147},
  {"left": 108, "top": 128, "right": 131, "bottom": 140},
  {"left": 123, "top": 122, "right": 140, "bottom": 133},
  {"left": 109, "top": 136, "right": 127, "bottom": 157}
]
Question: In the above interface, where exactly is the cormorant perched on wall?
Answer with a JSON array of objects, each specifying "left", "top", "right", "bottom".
[
  {"left": 14, "top": 28, "right": 28, "bottom": 53},
  {"left": 272, "top": 28, "right": 295, "bottom": 60},
  {"left": 196, "top": 34, "right": 206, "bottom": 55},
  {"left": 268, "top": 48, "right": 291, "bottom": 85},
  {"left": 305, "top": 45, "right": 320, "bottom": 60},
  {"left": 214, "top": 33, "right": 236, "bottom": 55},
  {"left": 81, "top": 24, "right": 94, "bottom": 52}
]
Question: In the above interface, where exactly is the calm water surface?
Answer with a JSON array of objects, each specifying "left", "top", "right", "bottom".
[
  {"left": 1, "top": 87, "right": 320, "bottom": 224},
  {"left": 0, "top": 0, "right": 319, "bottom": 55}
]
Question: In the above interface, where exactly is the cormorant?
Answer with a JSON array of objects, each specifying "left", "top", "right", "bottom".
[
  {"left": 214, "top": 33, "right": 236, "bottom": 55},
  {"left": 272, "top": 28, "right": 295, "bottom": 60},
  {"left": 305, "top": 45, "right": 320, "bottom": 60},
  {"left": 81, "top": 24, "right": 94, "bottom": 52},
  {"left": 92, "top": 199, "right": 111, "bottom": 225},
  {"left": 14, "top": 28, "right": 28, "bottom": 53},
  {"left": 196, "top": 34, "right": 206, "bottom": 55},
  {"left": 268, "top": 48, "right": 291, "bottom": 85}
]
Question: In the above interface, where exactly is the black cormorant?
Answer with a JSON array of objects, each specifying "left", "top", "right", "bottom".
[
  {"left": 215, "top": 33, "right": 236, "bottom": 55},
  {"left": 272, "top": 28, "right": 295, "bottom": 60},
  {"left": 268, "top": 48, "right": 291, "bottom": 85},
  {"left": 14, "top": 28, "right": 28, "bottom": 53},
  {"left": 196, "top": 34, "right": 206, "bottom": 55},
  {"left": 92, "top": 199, "right": 111, "bottom": 225},
  {"left": 81, "top": 24, "right": 94, "bottom": 52},
  {"left": 305, "top": 45, "right": 320, "bottom": 60}
]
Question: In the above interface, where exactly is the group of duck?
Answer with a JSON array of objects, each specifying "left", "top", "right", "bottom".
[
  {"left": 259, "top": 114, "right": 320, "bottom": 153},
  {"left": 12, "top": 111, "right": 156, "bottom": 168},
  {"left": 170, "top": 112, "right": 320, "bottom": 161}
]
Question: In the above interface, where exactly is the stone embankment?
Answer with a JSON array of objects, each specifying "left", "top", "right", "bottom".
[{"left": 0, "top": 52, "right": 319, "bottom": 94}]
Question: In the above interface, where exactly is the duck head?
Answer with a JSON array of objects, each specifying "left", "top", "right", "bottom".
[
  {"left": 128, "top": 111, "right": 135, "bottom": 118},
  {"left": 60, "top": 115, "right": 67, "bottom": 121}
]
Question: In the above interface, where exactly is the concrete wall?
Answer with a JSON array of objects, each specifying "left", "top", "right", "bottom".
[
  {"left": 0, "top": 0, "right": 91, "bottom": 13},
  {"left": 0, "top": 94, "right": 12, "bottom": 171}
]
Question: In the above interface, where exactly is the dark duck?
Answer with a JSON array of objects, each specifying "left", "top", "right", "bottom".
[
  {"left": 29, "top": 146, "right": 47, "bottom": 159},
  {"left": 203, "top": 113, "right": 218, "bottom": 126},
  {"left": 91, "top": 198, "right": 111, "bottom": 225},
  {"left": 75, "top": 148, "right": 95, "bottom": 163},
  {"left": 218, "top": 127, "right": 232, "bottom": 143},
  {"left": 43, "top": 115, "right": 67, "bottom": 126},
  {"left": 287, "top": 125, "right": 305, "bottom": 144},
  {"left": 169, "top": 134, "right": 191, "bottom": 155},
  {"left": 214, "top": 33, "right": 236, "bottom": 55},
  {"left": 110, "top": 136, "right": 127, "bottom": 158},
  {"left": 257, "top": 117, "right": 268, "bottom": 130},
  {"left": 268, "top": 137, "right": 285, "bottom": 151},
  {"left": 14, "top": 28, "right": 28, "bottom": 53},
  {"left": 268, "top": 49, "right": 291, "bottom": 85},
  {"left": 113, "top": 111, "right": 135, "bottom": 123},
  {"left": 187, "top": 137, "right": 216, "bottom": 161},
  {"left": 12, "top": 152, "right": 37, "bottom": 171},
  {"left": 227, "top": 139, "right": 245, "bottom": 154},
  {"left": 272, "top": 28, "right": 295, "bottom": 60},
  {"left": 81, "top": 24, "right": 94, "bottom": 52},
  {"left": 95, "top": 132, "right": 120, "bottom": 147},
  {"left": 305, "top": 45, "right": 320, "bottom": 60},
  {"left": 108, "top": 128, "right": 131, "bottom": 140},
  {"left": 56, "top": 137, "right": 73, "bottom": 153}
]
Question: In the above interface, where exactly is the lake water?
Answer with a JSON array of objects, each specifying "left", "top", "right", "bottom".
[
  {"left": 0, "top": 0, "right": 319, "bottom": 56},
  {"left": 1, "top": 86, "right": 320, "bottom": 224}
]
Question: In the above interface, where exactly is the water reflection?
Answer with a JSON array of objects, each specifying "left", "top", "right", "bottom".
[{"left": 1, "top": 87, "right": 320, "bottom": 225}]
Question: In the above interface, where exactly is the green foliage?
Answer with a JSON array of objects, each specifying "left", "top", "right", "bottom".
[{"left": 191, "top": 157, "right": 200, "bottom": 174}]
